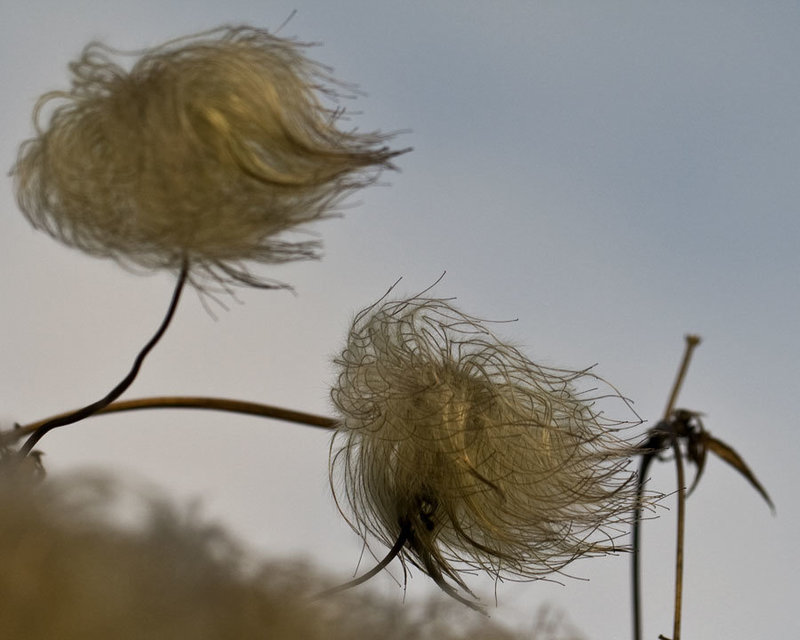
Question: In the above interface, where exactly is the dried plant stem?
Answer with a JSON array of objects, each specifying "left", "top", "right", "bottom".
[
  {"left": 8, "top": 397, "right": 336, "bottom": 445},
  {"left": 662, "top": 335, "right": 700, "bottom": 640},
  {"left": 631, "top": 454, "right": 653, "bottom": 640},
  {"left": 316, "top": 529, "right": 408, "bottom": 598},
  {"left": 663, "top": 335, "right": 701, "bottom": 420},
  {"left": 17, "top": 264, "right": 188, "bottom": 457},
  {"left": 666, "top": 435, "right": 687, "bottom": 640},
  {"left": 632, "top": 334, "right": 700, "bottom": 640}
]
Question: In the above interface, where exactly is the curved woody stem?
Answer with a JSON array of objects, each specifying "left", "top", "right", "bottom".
[
  {"left": 316, "top": 529, "right": 409, "bottom": 599},
  {"left": 8, "top": 397, "right": 336, "bottom": 445},
  {"left": 18, "top": 263, "right": 189, "bottom": 457}
]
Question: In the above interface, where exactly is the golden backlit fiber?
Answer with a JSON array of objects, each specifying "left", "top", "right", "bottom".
[
  {"left": 330, "top": 288, "right": 642, "bottom": 604},
  {"left": 12, "top": 26, "right": 405, "bottom": 288}
]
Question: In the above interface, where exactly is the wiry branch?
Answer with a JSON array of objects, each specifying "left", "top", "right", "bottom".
[
  {"left": 4, "top": 397, "right": 337, "bottom": 447},
  {"left": 17, "top": 262, "right": 189, "bottom": 457}
]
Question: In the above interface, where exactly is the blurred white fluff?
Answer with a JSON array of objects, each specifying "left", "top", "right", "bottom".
[
  {"left": 0, "top": 472, "right": 573, "bottom": 639},
  {"left": 12, "top": 26, "right": 405, "bottom": 288},
  {"left": 330, "top": 288, "right": 642, "bottom": 607}
]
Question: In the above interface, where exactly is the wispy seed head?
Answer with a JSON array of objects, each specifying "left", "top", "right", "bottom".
[
  {"left": 12, "top": 25, "right": 407, "bottom": 288},
  {"left": 330, "top": 288, "right": 642, "bottom": 602}
]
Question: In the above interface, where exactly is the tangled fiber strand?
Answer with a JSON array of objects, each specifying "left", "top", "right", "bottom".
[
  {"left": 329, "top": 289, "right": 642, "bottom": 607},
  {"left": 12, "top": 25, "right": 406, "bottom": 289}
]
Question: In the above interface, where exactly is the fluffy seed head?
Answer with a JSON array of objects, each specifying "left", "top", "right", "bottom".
[
  {"left": 330, "top": 288, "right": 641, "bottom": 596},
  {"left": 12, "top": 26, "right": 405, "bottom": 287}
]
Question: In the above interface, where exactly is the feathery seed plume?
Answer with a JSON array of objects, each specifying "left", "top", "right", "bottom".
[
  {"left": 12, "top": 26, "right": 406, "bottom": 288},
  {"left": 330, "top": 286, "right": 642, "bottom": 608}
]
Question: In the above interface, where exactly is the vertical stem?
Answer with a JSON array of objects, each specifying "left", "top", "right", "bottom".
[
  {"left": 671, "top": 436, "right": 687, "bottom": 640},
  {"left": 633, "top": 334, "right": 701, "bottom": 640},
  {"left": 663, "top": 335, "right": 700, "bottom": 640},
  {"left": 663, "top": 334, "right": 701, "bottom": 420},
  {"left": 631, "top": 452, "right": 655, "bottom": 640}
]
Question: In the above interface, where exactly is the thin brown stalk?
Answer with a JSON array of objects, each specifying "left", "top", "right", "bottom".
[
  {"left": 632, "top": 334, "right": 700, "bottom": 640},
  {"left": 315, "top": 529, "right": 408, "bottom": 599},
  {"left": 663, "top": 335, "right": 701, "bottom": 419},
  {"left": 632, "top": 451, "right": 655, "bottom": 640},
  {"left": 18, "top": 263, "right": 189, "bottom": 457},
  {"left": 5, "top": 397, "right": 337, "bottom": 446},
  {"left": 669, "top": 434, "right": 686, "bottom": 640},
  {"left": 662, "top": 335, "right": 699, "bottom": 640}
]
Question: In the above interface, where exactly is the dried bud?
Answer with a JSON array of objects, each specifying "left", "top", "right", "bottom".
[
  {"left": 330, "top": 288, "right": 641, "bottom": 604},
  {"left": 12, "top": 26, "right": 405, "bottom": 288}
]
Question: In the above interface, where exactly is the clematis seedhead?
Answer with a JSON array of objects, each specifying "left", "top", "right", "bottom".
[
  {"left": 330, "top": 288, "right": 642, "bottom": 604},
  {"left": 12, "top": 26, "right": 406, "bottom": 288}
]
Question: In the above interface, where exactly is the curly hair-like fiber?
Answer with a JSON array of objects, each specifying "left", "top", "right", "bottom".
[
  {"left": 12, "top": 26, "right": 406, "bottom": 288},
  {"left": 330, "top": 288, "right": 642, "bottom": 607}
]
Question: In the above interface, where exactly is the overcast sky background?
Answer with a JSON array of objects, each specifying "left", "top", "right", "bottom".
[{"left": 1, "top": 2, "right": 797, "bottom": 638}]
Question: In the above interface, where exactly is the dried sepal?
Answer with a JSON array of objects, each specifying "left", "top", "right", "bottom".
[
  {"left": 693, "top": 431, "right": 775, "bottom": 512},
  {"left": 12, "top": 25, "right": 407, "bottom": 289},
  {"left": 657, "top": 410, "right": 774, "bottom": 512},
  {"left": 329, "top": 287, "right": 643, "bottom": 605}
]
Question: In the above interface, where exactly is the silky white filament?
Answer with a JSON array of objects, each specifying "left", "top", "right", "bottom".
[
  {"left": 330, "top": 289, "right": 642, "bottom": 603},
  {"left": 12, "top": 26, "right": 405, "bottom": 288}
]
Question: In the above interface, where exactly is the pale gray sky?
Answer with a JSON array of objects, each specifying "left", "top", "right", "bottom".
[{"left": 1, "top": 2, "right": 797, "bottom": 638}]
